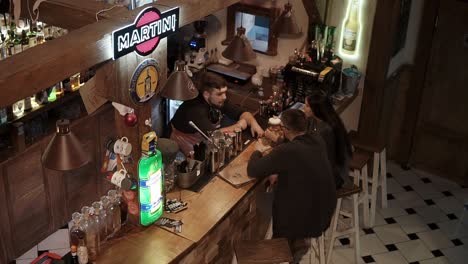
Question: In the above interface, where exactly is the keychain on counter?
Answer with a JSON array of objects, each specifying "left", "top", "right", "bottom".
[
  {"left": 155, "top": 217, "right": 183, "bottom": 233},
  {"left": 165, "top": 199, "right": 188, "bottom": 214}
]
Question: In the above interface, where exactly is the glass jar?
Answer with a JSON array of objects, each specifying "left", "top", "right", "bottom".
[
  {"left": 108, "top": 190, "right": 122, "bottom": 235},
  {"left": 12, "top": 99, "right": 25, "bottom": 117},
  {"left": 100, "top": 196, "right": 113, "bottom": 240},
  {"left": 80, "top": 206, "right": 99, "bottom": 261},
  {"left": 92, "top": 201, "right": 107, "bottom": 244}
]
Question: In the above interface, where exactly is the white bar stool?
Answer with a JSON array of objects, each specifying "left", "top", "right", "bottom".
[
  {"left": 349, "top": 149, "right": 371, "bottom": 228},
  {"left": 326, "top": 184, "right": 362, "bottom": 264},
  {"left": 350, "top": 131, "right": 388, "bottom": 227}
]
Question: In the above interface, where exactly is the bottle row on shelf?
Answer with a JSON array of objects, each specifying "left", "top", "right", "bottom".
[{"left": 0, "top": 13, "right": 68, "bottom": 60}]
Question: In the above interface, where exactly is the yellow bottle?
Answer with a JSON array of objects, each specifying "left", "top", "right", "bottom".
[{"left": 342, "top": 0, "right": 360, "bottom": 54}]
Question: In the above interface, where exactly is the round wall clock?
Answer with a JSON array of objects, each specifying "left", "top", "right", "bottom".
[{"left": 129, "top": 58, "right": 160, "bottom": 105}]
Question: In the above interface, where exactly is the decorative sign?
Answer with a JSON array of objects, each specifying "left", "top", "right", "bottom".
[
  {"left": 339, "top": 0, "right": 363, "bottom": 58},
  {"left": 130, "top": 59, "right": 160, "bottom": 104},
  {"left": 112, "top": 6, "right": 179, "bottom": 60}
]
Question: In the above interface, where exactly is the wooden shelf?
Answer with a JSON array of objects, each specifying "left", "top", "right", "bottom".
[{"left": 2, "top": 90, "right": 82, "bottom": 127}]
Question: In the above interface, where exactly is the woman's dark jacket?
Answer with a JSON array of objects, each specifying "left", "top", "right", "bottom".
[{"left": 308, "top": 118, "right": 352, "bottom": 189}]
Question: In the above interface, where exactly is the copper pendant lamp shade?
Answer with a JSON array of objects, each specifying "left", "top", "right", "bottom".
[
  {"left": 41, "top": 119, "right": 90, "bottom": 171},
  {"left": 160, "top": 60, "right": 198, "bottom": 101},
  {"left": 274, "top": 2, "right": 302, "bottom": 38},
  {"left": 222, "top": 26, "right": 256, "bottom": 62}
]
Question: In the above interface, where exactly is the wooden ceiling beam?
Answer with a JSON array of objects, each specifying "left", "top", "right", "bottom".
[
  {"left": 0, "top": 0, "right": 240, "bottom": 108},
  {"left": 19, "top": 0, "right": 120, "bottom": 30}
]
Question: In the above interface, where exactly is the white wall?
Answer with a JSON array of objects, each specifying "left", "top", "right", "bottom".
[
  {"left": 387, "top": 0, "right": 424, "bottom": 77},
  {"left": 201, "top": 0, "right": 378, "bottom": 131}
]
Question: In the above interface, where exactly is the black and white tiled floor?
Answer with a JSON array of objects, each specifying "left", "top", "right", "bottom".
[
  {"left": 13, "top": 224, "right": 70, "bottom": 264},
  {"left": 301, "top": 161, "right": 468, "bottom": 264}
]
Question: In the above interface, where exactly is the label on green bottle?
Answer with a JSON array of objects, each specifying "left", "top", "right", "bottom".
[{"left": 139, "top": 168, "right": 163, "bottom": 226}]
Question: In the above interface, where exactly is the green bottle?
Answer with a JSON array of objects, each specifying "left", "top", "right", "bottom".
[{"left": 138, "top": 131, "right": 164, "bottom": 226}]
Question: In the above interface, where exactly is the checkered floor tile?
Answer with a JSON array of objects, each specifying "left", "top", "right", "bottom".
[{"left": 300, "top": 161, "right": 468, "bottom": 264}]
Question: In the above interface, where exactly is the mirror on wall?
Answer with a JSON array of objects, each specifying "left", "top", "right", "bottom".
[{"left": 222, "top": 3, "right": 280, "bottom": 56}]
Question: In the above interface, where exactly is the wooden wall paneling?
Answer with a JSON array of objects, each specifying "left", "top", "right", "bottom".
[
  {"left": 356, "top": 0, "right": 401, "bottom": 146},
  {"left": 0, "top": 164, "right": 14, "bottom": 263},
  {"left": 3, "top": 144, "right": 51, "bottom": 256},
  {"left": 409, "top": 0, "right": 468, "bottom": 183},
  {"left": 97, "top": 104, "right": 116, "bottom": 195},
  {"left": 65, "top": 115, "right": 100, "bottom": 215},
  {"left": 39, "top": 132, "right": 68, "bottom": 231},
  {"left": 397, "top": 1, "right": 440, "bottom": 165},
  {"left": 387, "top": 66, "right": 414, "bottom": 161}
]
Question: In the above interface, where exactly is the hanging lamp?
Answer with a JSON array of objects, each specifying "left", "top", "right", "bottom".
[
  {"left": 160, "top": 60, "right": 198, "bottom": 100},
  {"left": 274, "top": 1, "right": 302, "bottom": 38},
  {"left": 222, "top": 13, "right": 256, "bottom": 62},
  {"left": 41, "top": 119, "right": 90, "bottom": 171}
]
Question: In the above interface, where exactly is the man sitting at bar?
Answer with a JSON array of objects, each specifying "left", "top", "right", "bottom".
[
  {"left": 170, "top": 72, "right": 264, "bottom": 156},
  {"left": 247, "top": 109, "right": 337, "bottom": 263}
]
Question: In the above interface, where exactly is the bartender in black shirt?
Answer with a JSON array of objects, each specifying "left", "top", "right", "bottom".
[{"left": 170, "top": 72, "right": 264, "bottom": 155}]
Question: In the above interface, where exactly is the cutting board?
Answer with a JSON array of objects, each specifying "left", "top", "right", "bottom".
[{"left": 217, "top": 140, "right": 272, "bottom": 188}]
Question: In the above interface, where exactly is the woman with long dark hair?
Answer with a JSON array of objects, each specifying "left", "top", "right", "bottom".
[{"left": 304, "top": 90, "right": 353, "bottom": 189}]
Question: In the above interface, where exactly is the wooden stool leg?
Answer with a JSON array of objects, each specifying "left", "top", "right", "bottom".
[
  {"left": 319, "top": 233, "right": 325, "bottom": 264},
  {"left": 362, "top": 164, "right": 370, "bottom": 228},
  {"left": 369, "top": 152, "right": 380, "bottom": 227},
  {"left": 264, "top": 219, "right": 273, "bottom": 239},
  {"left": 326, "top": 198, "right": 342, "bottom": 264},
  {"left": 353, "top": 193, "right": 361, "bottom": 264},
  {"left": 380, "top": 149, "right": 388, "bottom": 208}
]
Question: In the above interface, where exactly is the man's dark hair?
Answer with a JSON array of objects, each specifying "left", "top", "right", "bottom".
[
  {"left": 198, "top": 72, "right": 227, "bottom": 93},
  {"left": 281, "top": 109, "right": 308, "bottom": 133}
]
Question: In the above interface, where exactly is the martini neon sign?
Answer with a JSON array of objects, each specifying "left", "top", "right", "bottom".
[{"left": 112, "top": 6, "right": 179, "bottom": 60}]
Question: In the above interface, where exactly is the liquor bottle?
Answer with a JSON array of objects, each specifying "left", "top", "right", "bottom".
[
  {"left": 342, "top": 0, "right": 360, "bottom": 54},
  {"left": 100, "top": 196, "right": 114, "bottom": 240},
  {"left": 80, "top": 206, "right": 99, "bottom": 261},
  {"left": 138, "top": 132, "right": 164, "bottom": 226},
  {"left": 0, "top": 108, "right": 7, "bottom": 124},
  {"left": 55, "top": 82, "right": 64, "bottom": 97},
  {"left": 21, "top": 30, "right": 29, "bottom": 51},
  {"left": 12, "top": 99, "right": 25, "bottom": 117},
  {"left": 47, "top": 86, "right": 57, "bottom": 102},
  {"left": 77, "top": 237, "right": 88, "bottom": 264},
  {"left": 28, "top": 22, "right": 38, "bottom": 48},
  {"left": 107, "top": 190, "right": 122, "bottom": 235},
  {"left": 70, "top": 245, "right": 79, "bottom": 264},
  {"left": 13, "top": 30, "right": 22, "bottom": 55},
  {"left": 92, "top": 201, "right": 107, "bottom": 244},
  {"left": 69, "top": 212, "right": 85, "bottom": 248}
]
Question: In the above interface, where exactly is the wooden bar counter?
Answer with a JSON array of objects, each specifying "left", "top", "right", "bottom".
[{"left": 97, "top": 142, "right": 266, "bottom": 264}]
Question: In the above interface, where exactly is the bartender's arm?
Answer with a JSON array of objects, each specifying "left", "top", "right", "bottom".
[{"left": 219, "top": 111, "right": 264, "bottom": 137}]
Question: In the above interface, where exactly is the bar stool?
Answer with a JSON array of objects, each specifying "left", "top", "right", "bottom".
[
  {"left": 263, "top": 221, "right": 326, "bottom": 263},
  {"left": 349, "top": 131, "right": 388, "bottom": 227},
  {"left": 234, "top": 238, "right": 293, "bottom": 264},
  {"left": 326, "top": 184, "right": 362, "bottom": 264},
  {"left": 349, "top": 149, "right": 371, "bottom": 228}
]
